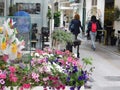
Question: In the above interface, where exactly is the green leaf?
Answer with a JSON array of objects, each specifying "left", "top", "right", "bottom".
[{"left": 82, "top": 57, "right": 93, "bottom": 65}]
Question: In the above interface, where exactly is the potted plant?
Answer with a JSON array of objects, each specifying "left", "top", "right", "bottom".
[
  {"left": 54, "top": 11, "right": 61, "bottom": 27},
  {"left": 51, "top": 30, "right": 74, "bottom": 49}
]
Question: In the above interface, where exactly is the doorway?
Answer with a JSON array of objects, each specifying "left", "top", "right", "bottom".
[
  {"left": 104, "top": 0, "right": 115, "bottom": 45},
  {"left": 104, "top": 0, "right": 114, "bottom": 27}
]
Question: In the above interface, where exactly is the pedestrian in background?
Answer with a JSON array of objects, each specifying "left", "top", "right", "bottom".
[
  {"left": 63, "top": 14, "right": 67, "bottom": 27},
  {"left": 87, "top": 15, "right": 99, "bottom": 51},
  {"left": 69, "top": 14, "right": 83, "bottom": 40}
]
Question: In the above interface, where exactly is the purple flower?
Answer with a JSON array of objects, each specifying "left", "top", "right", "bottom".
[
  {"left": 78, "top": 76, "right": 83, "bottom": 80},
  {"left": 19, "top": 63, "right": 25, "bottom": 69},
  {"left": 70, "top": 86, "right": 75, "bottom": 90},
  {"left": 72, "top": 66, "right": 78, "bottom": 73},
  {"left": 77, "top": 86, "right": 81, "bottom": 90},
  {"left": 66, "top": 77, "right": 70, "bottom": 82}
]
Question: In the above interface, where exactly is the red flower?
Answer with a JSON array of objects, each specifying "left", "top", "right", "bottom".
[{"left": 23, "top": 83, "right": 31, "bottom": 89}]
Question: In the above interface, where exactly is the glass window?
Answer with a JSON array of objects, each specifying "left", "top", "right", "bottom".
[{"left": 92, "top": 0, "right": 97, "bottom": 6}]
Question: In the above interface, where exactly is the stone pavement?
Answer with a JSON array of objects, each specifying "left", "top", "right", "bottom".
[{"left": 78, "top": 39, "right": 120, "bottom": 90}]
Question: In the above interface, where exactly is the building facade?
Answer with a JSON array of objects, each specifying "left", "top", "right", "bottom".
[{"left": 59, "top": 0, "right": 105, "bottom": 32}]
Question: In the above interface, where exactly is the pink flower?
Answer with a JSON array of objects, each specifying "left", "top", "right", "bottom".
[
  {"left": 55, "top": 50, "right": 63, "bottom": 55},
  {"left": 10, "top": 76, "right": 18, "bottom": 82},
  {"left": 59, "top": 59, "right": 65, "bottom": 65},
  {"left": 23, "top": 83, "right": 31, "bottom": 89},
  {"left": 31, "top": 72, "right": 39, "bottom": 82},
  {"left": 9, "top": 66, "right": 16, "bottom": 73},
  {"left": 67, "top": 57, "right": 73, "bottom": 63},
  {"left": 2, "top": 54, "right": 9, "bottom": 62},
  {"left": 0, "top": 73, "right": 6, "bottom": 79},
  {"left": 43, "top": 77, "right": 49, "bottom": 81},
  {"left": 72, "top": 60, "right": 78, "bottom": 66},
  {"left": 20, "top": 87, "right": 23, "bottom": 90},
  {"left": 35, "top": 49, "right": 44, "bottom": 54},
  {"left": 64, "top": 50, "right": 70, "bottom": 55}
]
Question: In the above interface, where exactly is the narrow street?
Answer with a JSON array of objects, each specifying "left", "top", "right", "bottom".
[{"left": 79, "top": 40, "right": 120, "bottom": 90}]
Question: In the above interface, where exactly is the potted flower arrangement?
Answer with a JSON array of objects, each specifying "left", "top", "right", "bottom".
[{"left": 0, "top": 19, "right": 94, "bottom": 90}]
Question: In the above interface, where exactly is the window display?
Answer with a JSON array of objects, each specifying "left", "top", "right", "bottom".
[{"left": 16, "top": 3, "right": 41, "bottom": 14}]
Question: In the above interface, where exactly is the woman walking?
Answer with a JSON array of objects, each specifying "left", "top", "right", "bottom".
[{"left": 69, "top": 14, "right": 83, "bottom": 40}]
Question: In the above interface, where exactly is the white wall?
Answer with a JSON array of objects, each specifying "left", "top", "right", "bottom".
[{"left": 97, "top": 0, "right": 105, "bottom": 28}]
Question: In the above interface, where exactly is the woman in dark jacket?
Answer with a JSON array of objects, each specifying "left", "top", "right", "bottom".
[
  {"left": 87, "top": 15, "right": 99, "bottom": 51},
  {"left": 70, "top": 14, "right": 83, "bottom": 40}
]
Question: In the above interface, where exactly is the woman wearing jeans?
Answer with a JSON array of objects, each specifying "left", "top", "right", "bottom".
[{"left": 87, "top": 15, "right": 99, "bottom": 51}]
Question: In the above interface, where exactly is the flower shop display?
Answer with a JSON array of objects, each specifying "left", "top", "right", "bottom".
[{"left": 0, "top": 19, "right": 94, "bottom": 90}]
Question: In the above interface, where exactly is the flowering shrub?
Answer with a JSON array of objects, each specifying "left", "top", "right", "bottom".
[{"left": 0, "top": 19, "right": 94, "bottom": 90}]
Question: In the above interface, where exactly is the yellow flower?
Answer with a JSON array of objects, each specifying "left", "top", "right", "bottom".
[
  {"left": 0, "top": 27, "right": 3, "bottom": 33},
  {"left": 11, "top": 43, "right": 17, "bottom": 54},
  {"left": 1, "top": 42, "right": 7, "bottom": 50}
]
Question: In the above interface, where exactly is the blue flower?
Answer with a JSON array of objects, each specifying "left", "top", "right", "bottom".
[
  {"left": 72, "top": 66, "right": 78, "bottom": 73},
  {"left": 66, "top": 77, "right": 70, "bottom": 82},
  {"left": 78, "top": 76, "right": 83, "bottom": 80},
  {"left": 77, "top": 86, "right": 81, "bottom": 90}
]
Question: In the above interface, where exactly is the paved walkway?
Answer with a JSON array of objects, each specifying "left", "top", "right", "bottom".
[{"left": 78, "top": 40, "right": 120, "bottom": 90}]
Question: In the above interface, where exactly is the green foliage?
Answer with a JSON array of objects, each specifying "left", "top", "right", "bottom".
[
  {"left": 82, "top": 57, "right": 95, "bottom": 75},
  {"left": 114, "top": 7, "right": 120, "bottom": 21},
  {"left": 54, "top": 11, "right": 61, "bottom": 27},
  {"left": 82, "top": 57, "right": 93, "bottom": 65},
  {"left": 52, "top": 30, "right": 74, "bottom": 44},
  {"left": 47, "top": 9, "right": 52, "bottom": 19}
]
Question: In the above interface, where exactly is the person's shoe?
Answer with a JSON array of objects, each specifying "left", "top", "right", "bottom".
[{"left": 93, "top": 47, "right": 96, "bottom": 51}]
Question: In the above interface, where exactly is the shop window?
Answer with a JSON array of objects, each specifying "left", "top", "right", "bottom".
[{"left": 92, "top": 0, "right": 97, "bottom": 6}]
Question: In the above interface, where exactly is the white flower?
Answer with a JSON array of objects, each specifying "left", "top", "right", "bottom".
[{"left": 34, "top": 53, "right": 40, "bottom": 57}]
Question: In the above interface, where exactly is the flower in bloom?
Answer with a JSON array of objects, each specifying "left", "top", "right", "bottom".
[
  {"left": 70, "top": 86, "right": 75, "bottom": 90},
  {"left": 20, "top": 87, "right": 23, "bottom": 90},
  {"left": 0, "top": 73, "right": 6, "bottom": 79},
  {"left": 66, "top": 77, "right": 70, "bottom": 82},
  {"left": 55, "top": 50, "right": 63, "bottom": 55},
  {"left": 2, "top": 54, "right": 9, "bottom": 62},
  {"left": 43, "top": 77, "right": 49, "bottom": 82},
  {"left": 0, "top": 79, "right": 5, "bottom": 84},
  {"left": 9, "top": 66, "right": 16, "bottom": 73},
  {"left": 1, "top": 41, "right": 7, "bottom": 50},
  {"left": 10, "top": 76, "right": 18, "bottom": 82},
  {"left": 31, "top": 72, "right": 39, "bottom": 82},
  {"left": 11, "top": 43, "right": 17, "bottom": 54},
  {"left": 23, "top": 83, "right": 31, "bottom": 89}
]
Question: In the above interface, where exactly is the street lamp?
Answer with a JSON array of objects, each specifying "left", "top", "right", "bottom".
[{"left": 82, "top": 0, "right": 86, "bottom": 33}]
